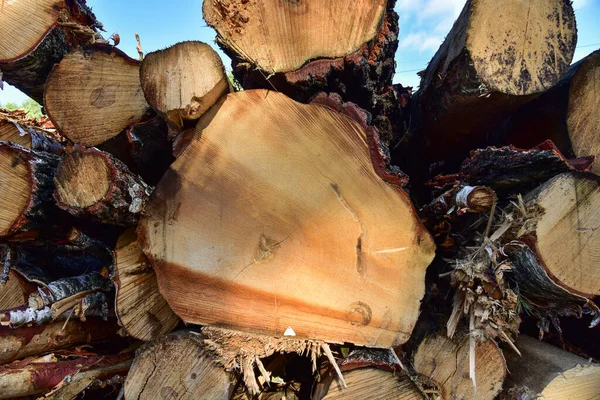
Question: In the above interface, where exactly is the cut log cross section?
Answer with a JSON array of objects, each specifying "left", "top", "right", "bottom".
[
  {"left": 0, "top": 0, "right": 100, "bottom": 103},
  {"left": 523, "top": 172, "right": 600, "bottom": 297},
  {"left": 413, "top": 334, "right": 506, "bottom": 400},
  {"left": 54, "top": 146, "right": 152, "bottom": 226},
  {"left": 504, "top": 336, "right": 600, "bottom": 400},
  {"left": 44, "top": 45, "right": 149, "bottom": 146},
  {"left": 203, "top": 0, "right": 386, "bottom": 74},
  {"left": 140, "top": 41, "right": 230, "bottom": 128},
  {"left": 139, "top": 90, "right": 435, "bottom": 347},
  {"left": 0, "top": 143, "right": 58, "bottom": 237},
  {"left": 113, "top": 229, "right": 180, "bottom": 341}
]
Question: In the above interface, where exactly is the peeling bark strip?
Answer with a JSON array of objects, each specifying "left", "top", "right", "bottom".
[
  {"left": 0, "top": 142, "right": 59, "bottom": 237},
  {"left": 139, "top": 90, "right": 435, "bottom": 347},
  {"left": 54, "top": 146, "right": 152, "bottom": 226},
  {"left": 504, "top": 243, "right": 599, "bottom": 330},
  {"left": 504, "top": 336, "right": 600, "bottom": 399},
  {"left": 28, "top": 271, "right": 111, "bottom": 310},
  {"left": 0, "top": 112, "right": 63, "bottom": 153},
  {"left": 124, "top": 331, "right": 236, "bottom": 400},
  {"left": 0, "top": 318, "right": 119, "bottom": 365},
  {"left": 0, "top": 353, "right": 133, "bottom": 400},
  {"left": 113, "top": 229, "right": 180, "bottom": 341},
  {"left": 502, "top": 50, "right": 600, "bottom": 175},
  {"left": 140, "top": 41, "right": 230, "bottom": 128},
  {"left": 204, "top": 0, "right": 403, "bottom": 143},
  {"left": 1, "top": 306, "right": 54, "bottom": 327},
  {"left": 0, "top": 0, "right": 101, "bottom": 104},
  {"left": 44, "top": 44, "right": 149, "bottom": 146},
  {"left": 41, "top": 358, "right": 132, "bottom": 400},
  {"left": 409, "top": 0, "right": 576, "bottom": 162},
  {"left": 2, "top": 291, "right": 109, "bottom": 328}
]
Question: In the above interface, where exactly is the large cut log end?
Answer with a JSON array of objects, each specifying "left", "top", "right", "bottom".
[
  {"left": 139, "top": 90, "right": 435, "bottom": 347},
  {"left": 202, "top": 0, "right": 387, "bottom": 74},
  {"left": 414, "top": 0, "right": 577, "bottom": 162}
]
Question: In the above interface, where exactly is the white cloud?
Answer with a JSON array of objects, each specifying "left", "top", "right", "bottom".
[
  {"left": 572, "top": 0, "right": 590, "bottom": 10},
  {"left": 421, "top": 0, "right": 465, "bottom": 17},
  {"left": 399, "top": 32, "right": 444, "bottom": 53}
]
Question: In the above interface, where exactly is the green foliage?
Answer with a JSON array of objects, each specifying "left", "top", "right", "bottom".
[
  {"left": 0, "top": 101, "right": 18, "bottom": 110},
  {"left": 21, "top": 98, "right": 43, "bottom": 118},
  {"left": 0, "top": 98, "right": 43, "bottom": 118},
  {"left": 227, "top": 72, "right": 243, "bottom": 92}
]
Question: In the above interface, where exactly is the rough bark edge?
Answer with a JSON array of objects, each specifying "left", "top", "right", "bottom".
[
  {"left": 220, "top": 1, "right": 401, "bottom": 143},
  {"left": 0, "top": 318, "right": 119, "bottom": 365},
  {"left": 309, "top": 92, "right": 408, "bottom": 188},
  {"left": 0, "top": 0, "right": 102, "bottom": 103},
  {"left": 0, "top": 142, "right": 59, "bottom": 237},
  {"left": 428, "top": 140, "right": 595, "bottom": 193},
  {"left": 54, "top": 145, "right": 153, "bottom": 227},
  {"left": 504, "top": 242, "right": 600, "bottom": 331}
]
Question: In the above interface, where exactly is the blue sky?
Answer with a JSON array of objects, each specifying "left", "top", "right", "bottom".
[{"left": 1, "top": 0, "right": 599, "bottom": 103}]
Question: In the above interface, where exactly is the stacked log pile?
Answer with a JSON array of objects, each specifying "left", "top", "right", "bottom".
[{"left": 0, "top": 0, "right": 599, "bottom": 399}]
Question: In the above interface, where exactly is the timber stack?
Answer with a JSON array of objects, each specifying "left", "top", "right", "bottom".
[{"left": 0, "top": 0, "right": 598, "bottom": 399}]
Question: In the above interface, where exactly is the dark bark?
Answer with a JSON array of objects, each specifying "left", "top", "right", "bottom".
[
  {"left": 0, "top": 143, "right": 60, "bottom": 237},
  {"left": 222, "top": 1, "right": 403, "bottom": 144},
  {"left": 0, "top": 1, "right": 101, "bottom": 104},
  {"left": 2, "top": 232, "right": 113, "bottom": 285},
  {"left": 499, "top": 50, "right": 600, "bottom": 153},
  {"left": 97, "top": 115, "right": 174, "bottom": 186},
  {"left": 504, "top": 243, "right": 599, "bottom": 335},
  {"left": 54, "top": 146, "right": 152, "bottom": 226},
  {"left": 428, "top": 141, "right": 594, "bottom": 195}
]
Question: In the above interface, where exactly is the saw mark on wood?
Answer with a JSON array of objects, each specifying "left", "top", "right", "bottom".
[
  {"left": 330, "top": 183, "right": 366, "bottom": 277},
  {"left": 374, "top": 247, "right": 407, "bottom": 254}
]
